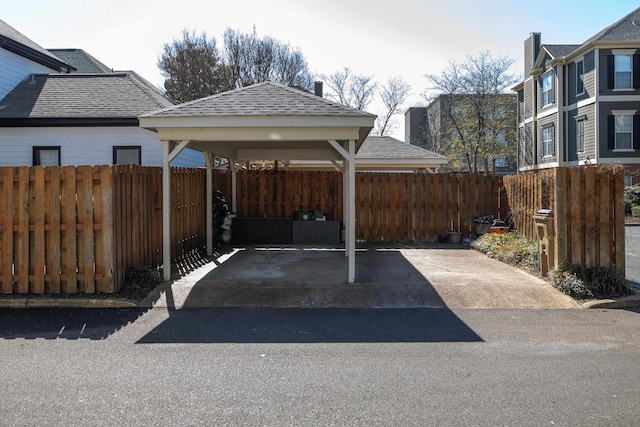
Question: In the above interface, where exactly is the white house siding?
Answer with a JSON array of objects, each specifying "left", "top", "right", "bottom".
[
  {"left": 0, "top": 49, "right": 53, "bottom": 100},
  {"left": 0, "top": 126, "right": 204, "bottom": 167}
]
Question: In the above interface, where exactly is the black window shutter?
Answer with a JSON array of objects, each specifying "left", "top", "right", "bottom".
[
  {"left": 634, "top": 115, "right": 640, "bottom": 149},
  {"left": 607, "top": 55, "right": 615, "bottom": 89},
  {"left": 634, "top": 54, "right": 640, "bottom": 88},
  {"left": 538, "top": 77, "right": 541, "bottom": 107},
  {"left": 607, "top": 115, "right": 615, "bottom": 149}
]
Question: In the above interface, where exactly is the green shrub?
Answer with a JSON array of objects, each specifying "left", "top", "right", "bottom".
[
  {"left": 118, "top": 266, "right": 161, "bottom": 301},
  {"left": 549, "top": 265, "right": 631, "bottom": 299},
  {"left": 548, "top": 269, "right": 594, "bottom": 299},
  {"left": 471, "top": 232, "right": 538, "bottom": 271},
  {"left": 624, "top": 183, "right": 640, "bottom": 214},
  {"left": 632, "top": 205, "right": 640, "bottom": 218}
]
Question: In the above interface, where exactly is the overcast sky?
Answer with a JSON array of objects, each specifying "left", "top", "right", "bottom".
[{"left": 4, "top": 0, "right": 639, "bottom": 140}]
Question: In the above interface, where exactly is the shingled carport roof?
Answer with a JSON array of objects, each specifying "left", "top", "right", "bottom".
[{"left": 139, "top": 81, "right": 376, "bottom": 283}]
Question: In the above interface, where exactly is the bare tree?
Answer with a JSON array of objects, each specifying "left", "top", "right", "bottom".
[
  {"left": 158, "top": 27, "right": 314, "bottom": 103},
  {"left": 223, "top": 28, "right": 313, "bottom": 89},
  {"left": 320, "top": 67, "right": 377, "bottom": 110},
  {"left": 158, "top": 29, "right": 234, "bottom": 103},
  {"left": 423, "top": 51, "right": 518, "bottom": 174},
  {"left": 374, "top": 76, "right": 411, "bottom": 136}
]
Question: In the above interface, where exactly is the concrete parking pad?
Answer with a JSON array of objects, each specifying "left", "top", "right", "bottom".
[{"left": 142, "top": 243, "right": 580, "bottom": 309}]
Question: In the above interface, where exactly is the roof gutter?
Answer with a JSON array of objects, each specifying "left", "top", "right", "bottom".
[{"left": 0, "top": 117, "right": 139, "bottom": 127}]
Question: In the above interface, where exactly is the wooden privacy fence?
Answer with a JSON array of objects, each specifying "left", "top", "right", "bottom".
[
  {"left": 503, "top": 166, "right": 625, "bottom": 274},
  {"left": 0, "top": 166, "right": 114, "bottom": 294},
  {"left": 212, "top": 170, "right": 505, "bottom": 241},
  {"left": 0, "top": 165, "right": 206, "bottom": 295},
  {"left": 355, "top": 172, "right": 505, "bottom": 241},
  {"left": 0, "top": 165, "right": 625, "bottom": 295}
]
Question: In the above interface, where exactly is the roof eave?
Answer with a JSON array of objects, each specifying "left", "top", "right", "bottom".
[{"left": 0, "top": 37, "right": 75, "bottom": 72}]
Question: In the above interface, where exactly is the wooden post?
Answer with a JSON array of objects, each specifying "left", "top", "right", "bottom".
[
  {"left": 205, "top": 153, "right": 213, "bottom": 256},
  {"left": 162, "top": 141, "right": 171, "bottom": 281},
  {"left": 347, "top": 139, "right": 356, "bottom": 283},
  {"left": 554, "top": 168, "right": 568, "bottom": 270},
  {"left": 614, "top": 169, "right": 625, "bottom": 276}
]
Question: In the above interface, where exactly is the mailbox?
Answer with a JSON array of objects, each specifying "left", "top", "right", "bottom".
[{"left": 533, "top": 209, "right": 555, "bottom": 276}]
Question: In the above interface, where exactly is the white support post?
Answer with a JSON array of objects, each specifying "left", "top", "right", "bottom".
[
  {"left": 162, "top": 140, "right": 172, "bottom": 282},
  {"left": 229, "top": 159, "right": 238, "bottom": 213},
  {"left": 343, "top": 152, "right": 349, "bottom": 258},
  {"left": 204, "top": 152, "right": 213, "bottom": 256},
  {"left": 347, "top": 139, "right": 356, "bottom": 283}
]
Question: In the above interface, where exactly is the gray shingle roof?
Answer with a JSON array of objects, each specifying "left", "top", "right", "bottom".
[
  {"left": 583, "top": 6, "right": 640, "bottom": 43},
  {"left": 0, "top": 19, "right": 71, "bottom": 71},
  {"left": 543, "top": 44, "right": 580, "bottom": 59},
  {"left": 0, "top": 72, "right": 173, "bottom": 118},
  {"left": 48, "top": 49, "right": 112, "bottom": 73},
  {"left": 142, "top": 81, "right": 376, "bottom": 118},
  {"left": 356, "top": 136, "right": 447, "bottom": 159}
]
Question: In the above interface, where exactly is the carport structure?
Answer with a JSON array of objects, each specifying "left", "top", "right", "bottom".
[{"left": 139, "top": 82, "right": 376, "bottom": 283}]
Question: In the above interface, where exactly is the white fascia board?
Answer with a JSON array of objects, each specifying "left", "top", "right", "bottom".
[
  {"left": 139, "top": 115, "right": 375, "bottom": 129},
  {"left": 154, "top": 126, "right": 363, "bottom": 142}
]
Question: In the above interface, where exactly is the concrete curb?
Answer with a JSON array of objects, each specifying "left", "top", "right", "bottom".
[
  {"left": 0, "top": 298, "right": 139, "bottom": 309},
  {"left": 581, "top": 293, "right": 640, "bottom": 309}
]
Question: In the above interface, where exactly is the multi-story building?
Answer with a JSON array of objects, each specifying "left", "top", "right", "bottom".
[
  {"left": 514, "top": 7, "right": 640, "bottom": 184},
  {"left": 405, "top": 94, "right": 517, "bottom": 175}
]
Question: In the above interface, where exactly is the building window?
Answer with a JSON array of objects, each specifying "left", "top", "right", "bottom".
[
  {"left": 495, "top": 157, "right": 506, "bottom": 168},
  {"left": 576, "top": 118, "right": 585, "bottom": 153},
  {"left": 576, "top": 60, "right": 584, "bottom": 95},
  {"left": 608, "top": 53, "right": 639, "bottom": 90},
  {"left": 33, "top": 146, "right": 60, "bottom": 166},
  {"left": 113, "top": 146, "right": 141, "bottom": 165},
  {"left": 615, "top": 55, "right": 632, "bottom": 89},
  {"left": 541, "top": 125, "right": 555, "bottom": 157},
  {"left": 541, "top": 72, "right": 554, "bottom": 106},
  {"left": 614, "top": 115, "right": 632, "bottom": 149}
]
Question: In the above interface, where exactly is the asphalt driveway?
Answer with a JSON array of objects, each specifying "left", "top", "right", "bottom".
[{"left": 143, "top": 243, "right": 579, "bottom": 309}]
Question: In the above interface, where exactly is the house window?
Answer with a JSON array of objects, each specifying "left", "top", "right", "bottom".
[
  {"left": 113, "top": 146, "right": 141, "bottom": 165},
  {"left": 541, "top": 72, "right": 554, "bottom": 106},
  {"left": 576, "top": 117, "right": 585, "bottom": 153},
  {"left": 495, "top": 157, "right": 506, "bottom": 168},
  {"left": 541, "top": 125, "right": 555, "bottom": 157},
  {"left": 615, "top": 55, "right": 632, "bottom": 89},
  {"left": 33, "top": 146, "right": 60, "bottom": 166},
  {"left": 614, "top": 115, "right": 632, "bottom": 149},
  {"left": 576, "top": 60, "right": 584, "bottom": 95},
  {"left": 608, "top": 112, "right": 640, "bottom": 151},
  {"left": 608, "top": 53, "right": 640, "bottom": 90}
]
